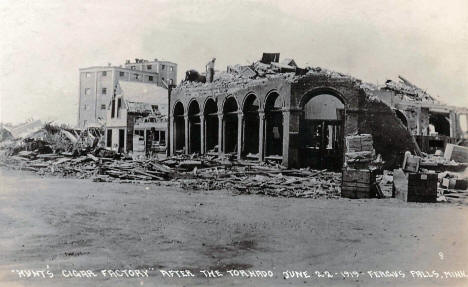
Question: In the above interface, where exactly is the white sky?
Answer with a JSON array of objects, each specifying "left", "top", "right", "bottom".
[{"left": 1, "top": 0, "right": 467, "bottom": 126}]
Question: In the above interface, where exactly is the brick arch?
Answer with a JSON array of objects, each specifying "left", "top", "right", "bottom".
[
  {"left": 299, "top": 87, "right": 347, "bottom": 109},
  {"left": 172, "top": 100, "right": 185, "bottom": 116},
  {"left": 264, "top": 90, "right": 284, "bottom": 110},
  {"left": 187, "top": 98, "right": 202, "bottom": 115},
  {"left": 222, "top": 95, "right": 240, "bottom": 113},
  {"left": 241, "top": 92, "right": 261, "bottom": 112}
]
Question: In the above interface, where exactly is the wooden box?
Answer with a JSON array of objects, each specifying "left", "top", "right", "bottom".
[
  {"left": 393, "top": 169, "right": 438, "bottom": 202},
  {"left": 341, "top": 169, "right": 376, "bottom": 199}
]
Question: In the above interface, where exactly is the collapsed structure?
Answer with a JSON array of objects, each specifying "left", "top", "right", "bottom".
[{"left": 168, "top": 53, "right": 468, "bottom": 170}]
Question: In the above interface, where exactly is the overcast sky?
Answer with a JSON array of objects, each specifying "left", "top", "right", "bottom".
[{"left": 1, "top": 0, "right": 467, "bottom": 125}]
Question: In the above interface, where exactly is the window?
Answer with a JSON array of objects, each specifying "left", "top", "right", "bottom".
[
  {"left": 85, "top": 88, "right": 91, "bottom": 96},
  {"left": 101, "top": 104, "right": 106, "bottom": 110},
  {"left": 147, "top": 65, "right": 152, "bottom": 70},
  {"left": 111, "top": 99, "right": 115, "bottom": 118},
  {"left": 131, "top": 66, "right": 136, "bottom": 70},
  {"left": 134, "top": 74, "right": 139, "bottom": 80},
  {"left": 169, "top": 79, "right": 173, "bottom": 85},
  {"left": 102, "top": 88, "right": 107, "bottom": 95},
  {"left": 160, "top": 131, "right": 166, "bottom": 145},
  {"left": 170, "top": 66, "right": 173, "bottom": 71},
  {"left": 85, "top": 72, "right": 91, "bottom": 78},
  {"left": 117, "top": 98, "right": 122, "bottom": 118},
  {"left": 148, "top": 76, "right": 153, "bottom": 81},
  {"left": 151, "top": 105, "right": 158, "bottom": 112},
  {"left": 161, "top": 64, "right": 165, "bottom": 70},
  {"left": 84, "top": 104, "right": 88, "bottom": 110},
  {"left": 120, "top": 71, "right": 125, "bottom": 77},
  {"left": 102, "top": 71, "right": 107, "bottom": 76}
]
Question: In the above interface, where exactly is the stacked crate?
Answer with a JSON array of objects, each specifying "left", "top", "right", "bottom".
[{"left": 341, "top": 134, "right": 377, "bottom": 199}]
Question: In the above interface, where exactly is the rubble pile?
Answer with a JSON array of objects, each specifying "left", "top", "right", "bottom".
[
  {"left": 0, "top": 149, "right": 341, "bottom": 198},
  {"left": 383, "top": 76, "right": 437, "bottom": 103}
]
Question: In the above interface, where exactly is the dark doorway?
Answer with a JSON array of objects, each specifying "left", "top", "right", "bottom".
[
  {"left": 173, "top": 102, "right": 185, "bottom": 152},
  {"left": 300, "top": 93, "right": 345, "bottom": 170},
  {"left": 188, "top": 101, "right": 201, "bottom": 154},
  {"left": 265, "top": 92, "right": 283, "bottom": 157},
  {"left": 429, "top": 112, "right": 450, "bottom": 136},
  {"left": 242, "top": 94, "right": 260, "bottom": 157},
  {"left": 223, "top": 97, "right": 238, "bottom": 153},
  {"left": 106, "top": 129, "right": 112, "bottom": 147},
  {"left": 204, "top": 98, "right": 219, "bottom": 153},
  {"left": 118, "top": 129, "right": 125, "bottom": 153}
]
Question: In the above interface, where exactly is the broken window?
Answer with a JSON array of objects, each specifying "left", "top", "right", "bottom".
[
  {"left": 101, "top": 104, "right": 106, "bottom": 110},
  {"left": 147, "top": 65, "right": 152, "bottom": 70},
  {"left": 102, "top": 88, "right": 107, "bottom": 95},
  {"left": 102, "top": 71, "right": 107, "bottom": 76},
  {"left": 120, "top": 71, "right": 125, "bottom": 77},
  {"left": 111, "top": 99, "right": 115, "bottom": 118}
]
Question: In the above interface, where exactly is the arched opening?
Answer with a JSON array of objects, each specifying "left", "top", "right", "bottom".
[
  {"left": 265, "top": 92, "right": 283, "bottom": 157},
  {"left": 300, "top": 93, "right": 345, "bottom": 170},
  {"left": 395, "top": 109, "right": 408, "bottom": 128},
  {"left": 188, "top": 100, "right": 201, "bottom": 154},
  {"left": 242, "top": 94, "right": 260, "bottom": 157},
  {"left": 173, "top": 102, "right": 185, "bottom": 152},
  {"left": 223, "top": 97, "right": 239, "bottom": 154},
  {"left": 204, "top": 98, "right": 219, "bottom": 153},
  {"left": 429, "top": 112, "right": 450, "bottom": 136}
]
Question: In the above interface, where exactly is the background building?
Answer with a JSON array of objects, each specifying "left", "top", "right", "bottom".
[{"left": 78, "top": 58, "right": 177, "bottom": 128}]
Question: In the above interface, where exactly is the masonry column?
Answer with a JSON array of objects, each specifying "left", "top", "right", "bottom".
[
  {"left": 169, "top": 115, "right": 175, "bottom": 156},
  {"left": 258, "top": 111, "right": 265, "bottom": 162},
  {"left": 217, "top": 113, "right": 223, "bottom": 156},
  {"left": 449, "top": 111, "right": 456, "bottom": 138},
  {"left": 200, "top": 115, "right": 205, "bottom": 154},
  {"left": 237, "top": 112, "right": 244, "bottom": 159},
  {"left": 282, "top": 108, "right": 301, "bottom": 168},
  {"left": 184, "top": 114, "right": 189, "bottom": 154}
]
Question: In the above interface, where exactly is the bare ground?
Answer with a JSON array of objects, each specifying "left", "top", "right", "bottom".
[{"left": 0, "top": 168, "right": 467, "bottom": 287}]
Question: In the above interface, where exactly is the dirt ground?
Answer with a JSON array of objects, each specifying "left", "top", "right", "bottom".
[{"left": 0, "top": 168, "right": 467, "bottom": 287}]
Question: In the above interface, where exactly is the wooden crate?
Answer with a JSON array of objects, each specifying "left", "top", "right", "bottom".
[
  {"left": 341, "top": 169, "right": 376, "bottom": 199},
  {"left": 393, "top": 169, "right": 438, "bottom": 202}
]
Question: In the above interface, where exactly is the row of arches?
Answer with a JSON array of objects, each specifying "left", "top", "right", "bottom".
[
  {"left": 172, "top": 90, "right": 347, "bottom": 170},
  {"left": 172, "top": 92, "right": 284, "bottom": 158}
]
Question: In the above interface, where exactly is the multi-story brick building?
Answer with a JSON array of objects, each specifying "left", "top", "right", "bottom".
[{"left": 78, "top": 58, "right": 177, "bottom": 128}]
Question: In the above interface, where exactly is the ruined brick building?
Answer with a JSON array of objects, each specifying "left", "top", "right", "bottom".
[{"left": 168, "top": 55, "right": 468, "bottom": 170}]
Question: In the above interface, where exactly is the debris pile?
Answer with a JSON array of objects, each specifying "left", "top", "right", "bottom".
[
  {"left": 383, "top": 75, "right": 437, "bottom": 103},
  {"left": 0, "top": 150, "right": 341, "bottom": 199}
]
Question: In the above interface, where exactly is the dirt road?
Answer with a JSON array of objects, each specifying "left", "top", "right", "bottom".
[{"left": 0, "top": 168, "right": 467, "bottom": 286}]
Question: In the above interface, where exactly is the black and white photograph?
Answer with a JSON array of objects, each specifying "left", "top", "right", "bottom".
[{"left": 1, "top": 0, "right": 468, "bottom": 286}]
